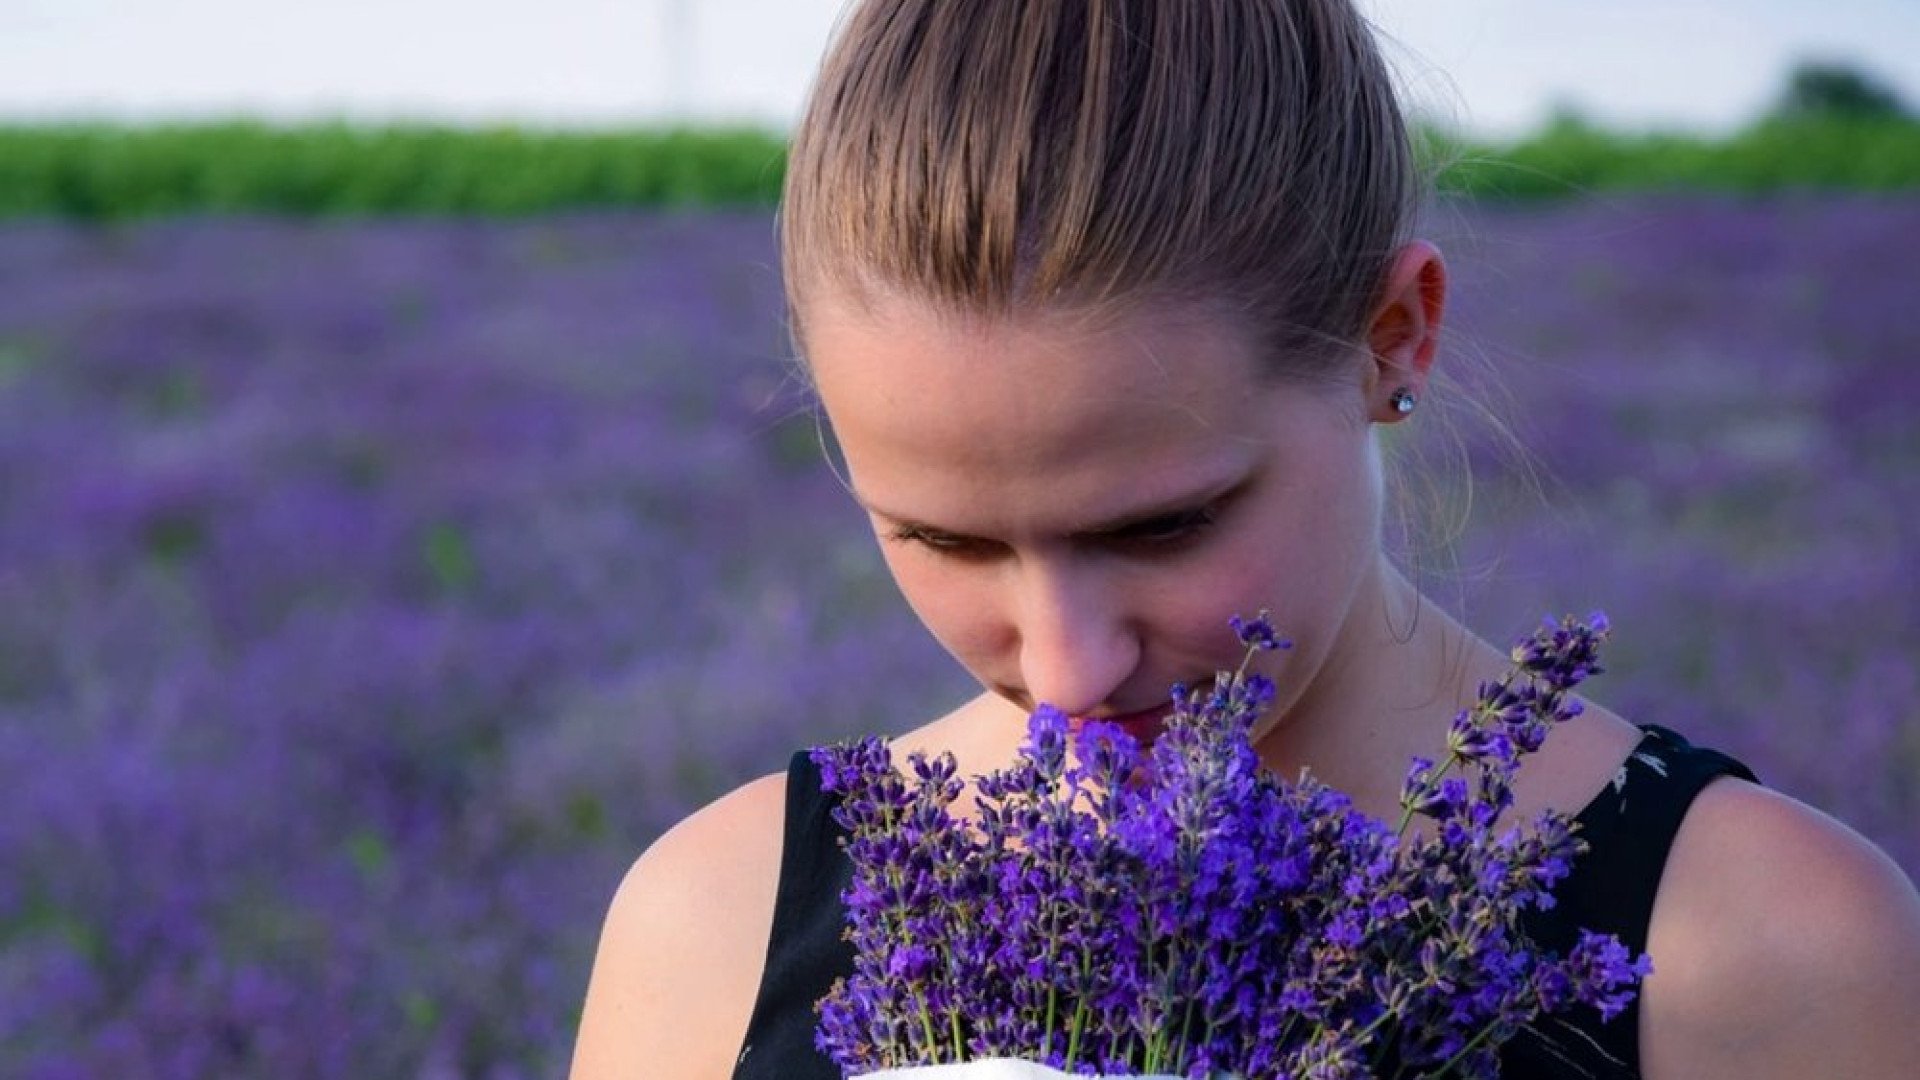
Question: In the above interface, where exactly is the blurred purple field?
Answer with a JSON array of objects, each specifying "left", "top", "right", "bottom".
[{"left": 1, "top": 197, "right": 1915, "bottom": 1076}]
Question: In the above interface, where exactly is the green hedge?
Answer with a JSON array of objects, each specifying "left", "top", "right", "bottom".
[
  {"left": 0, "top": 121, "right": 788, "bottom": 219},
  {"left": 1431, "top": 115, "right": 1920, "bottom": 198},
  {"left": 0, "top": 115, "right": 1915, "bottom": 220}
]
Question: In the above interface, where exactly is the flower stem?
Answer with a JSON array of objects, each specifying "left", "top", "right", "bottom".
[{"left": 1432, "top": 1019, "right": 1501, "bottom": 1076}]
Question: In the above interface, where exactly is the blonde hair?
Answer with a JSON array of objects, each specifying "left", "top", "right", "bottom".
[{"left": 779, "top": 0, "right": 1430, "bottom": 383}]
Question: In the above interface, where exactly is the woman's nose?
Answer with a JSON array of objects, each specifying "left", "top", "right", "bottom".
[{"left": 1012, "top": 561, "right": 1138, "bottom": 717}]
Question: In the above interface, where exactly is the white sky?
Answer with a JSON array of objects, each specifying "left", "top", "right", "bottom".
[{"left": 1, "top": 0, "right": 1916, "bottom": 139}]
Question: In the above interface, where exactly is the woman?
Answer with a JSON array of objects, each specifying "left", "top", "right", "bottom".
[{"left": 570, "top": 2, "right": 1920, "bottom": 1077}]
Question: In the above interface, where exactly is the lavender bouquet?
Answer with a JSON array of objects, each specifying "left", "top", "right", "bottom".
[{"left": 809, "top": 613, "right": 1650, "bottom": 1079}]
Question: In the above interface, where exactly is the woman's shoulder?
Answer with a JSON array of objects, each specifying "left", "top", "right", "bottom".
[
  {"left": 567, "top": 696, "right": 989, "bottom": 1080},
  {"left": 1640, "top": 775, "right": 1920, "bottom": 1077},
  {"left": 569, "top": 767, "right": 791, "bottom": 1080},
  {"left": 619, "top": 766, "right": 794, "bottom": 926}
]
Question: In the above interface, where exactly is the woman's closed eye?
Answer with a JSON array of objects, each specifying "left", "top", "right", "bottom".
[
  {"left": 884, "top": 523, "right": 999, "bottom": 559},
  {"left": 1102, "top": 507, "right": 1217, "bottom": 549},
  {"left": 884, "top": 506, "right": 1218, "bottom": 559}
]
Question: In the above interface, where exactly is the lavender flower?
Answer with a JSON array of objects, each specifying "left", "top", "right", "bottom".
[{"left": 812, "top": 612, "right": 1647, "bottom": 1079}]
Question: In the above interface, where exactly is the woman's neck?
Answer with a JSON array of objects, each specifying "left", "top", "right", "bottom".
[{"left": 1251, "top": 560, "right": 1508, "bottom": 821}]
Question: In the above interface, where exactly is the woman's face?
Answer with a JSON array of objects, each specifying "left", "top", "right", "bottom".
[{"left": 802, "top": 289, "right": 1393, "bottom": 746}]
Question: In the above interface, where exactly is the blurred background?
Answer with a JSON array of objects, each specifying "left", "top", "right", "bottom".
[{"left": 1, "top": 1, "right": 1916, "bottom": 1077}]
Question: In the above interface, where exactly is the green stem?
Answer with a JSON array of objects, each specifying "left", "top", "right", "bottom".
[
  {"left": 917, "top": 999, "right": 938, "bottom": 1061},
  {"left": 1170, "top": 992, "right": 1198, "bottom": 1074},
  {"left": 1352, "top": 1006, "right": 1397, "bottom": 1048},
  {"left": 1063, "top": 946, "right": 1093, "bottom": 1067},
  {"left": 1432, "top": 1020, "right": 1501, "bottom": 1076}
]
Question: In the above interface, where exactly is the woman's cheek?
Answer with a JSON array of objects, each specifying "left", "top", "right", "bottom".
[{"left": 881, "top": 551, "right": 1000, "bottom": 668}]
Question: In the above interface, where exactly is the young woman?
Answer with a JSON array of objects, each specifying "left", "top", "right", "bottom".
[{"left": 570, "top": 3, "right": 1920, "bottom": 1077}]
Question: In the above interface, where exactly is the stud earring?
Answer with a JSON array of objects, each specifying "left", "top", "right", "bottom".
[{"left": 1389, "top": 387, "right": 1417, "bottom": 416}]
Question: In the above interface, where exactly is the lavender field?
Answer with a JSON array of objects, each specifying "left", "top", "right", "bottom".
[{"left": 2, "top": 197, "right": 1915, "bottom": 1077}]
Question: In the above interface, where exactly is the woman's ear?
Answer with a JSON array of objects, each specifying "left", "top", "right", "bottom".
[{"left": 1362, "top": 240, "right": 1447, "bottom": 423}]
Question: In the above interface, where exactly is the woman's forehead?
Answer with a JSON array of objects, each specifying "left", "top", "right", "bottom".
[
  {"left": 800, "top": 287, "right": 1265, "bottom": 392},
  {"left": 799, "top": 287, "right": 1350, "bottom": 531},
  {"left": 805, "top": 296, "right": 1256, "bottom": 453}
]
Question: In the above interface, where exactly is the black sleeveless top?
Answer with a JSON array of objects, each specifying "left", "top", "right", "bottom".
[{"left": 732, "top": 724, "right": 1757, "bottom": 1079}]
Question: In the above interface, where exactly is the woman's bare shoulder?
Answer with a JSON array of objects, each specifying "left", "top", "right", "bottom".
[
  {"left": 564, "top": 694, "right": 1020, "bottom": 1078},
  {"left": 1641, "top": 778, "right": 1920, "bottom": 1079},
  {"left": 569, "top": 768, "right": 791, "bottom": 1080}
]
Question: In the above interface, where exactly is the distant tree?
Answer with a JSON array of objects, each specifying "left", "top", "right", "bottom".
[
  {"left": 1771, "top": 59, "right": 1911, "bottom": 121},
  {"left": 1539, "top": 100, "right": 1599, "bottom": 135}
]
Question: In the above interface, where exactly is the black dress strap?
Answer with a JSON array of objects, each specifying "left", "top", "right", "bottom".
[
  {"left": 733, "top": 751, "right": 854, "bottom": 1080},
  {"left": 1502, "top": 723, "right": 1760, "bottom": 1078}
]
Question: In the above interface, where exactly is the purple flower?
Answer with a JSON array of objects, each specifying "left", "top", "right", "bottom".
[
  {"left": 813, "top": 612, "right": 1650, "bottom": 1077},
  {"left": 1229, "top": 611, "right": 1292, "bottom": 653}
]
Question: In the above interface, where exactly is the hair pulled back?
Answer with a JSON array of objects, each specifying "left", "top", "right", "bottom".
[{"left": 780, "top": 0, "right": 1428, "bottom": 382}]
